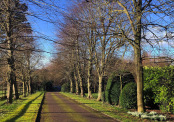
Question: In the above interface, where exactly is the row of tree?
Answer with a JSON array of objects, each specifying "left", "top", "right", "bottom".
[
  {"left": 1, "top": 0, "right": 173, "bottom": 113},
  {"left": 0, "top": 0, "right": 42, "bottom": 103},
  {"left": 51, "top": 0, "right": 174, "bottom": 112}
]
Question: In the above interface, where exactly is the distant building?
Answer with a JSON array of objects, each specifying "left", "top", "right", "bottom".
[{"left": 142, "top": 56, "right": 173, "bottom": 67}]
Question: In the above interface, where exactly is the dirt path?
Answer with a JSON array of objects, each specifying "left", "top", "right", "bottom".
[{"left": 40, "top": 92, "right": 119, "bottom": 122}]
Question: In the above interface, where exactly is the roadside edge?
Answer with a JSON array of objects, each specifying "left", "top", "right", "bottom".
[{"left": 35, "top": 92, "right": 46, "bottom": 122}]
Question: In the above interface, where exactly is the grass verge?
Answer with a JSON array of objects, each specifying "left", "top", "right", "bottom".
[
  {"left": 85, "top": 93, "right": 98, "bottom": 99},
  {"left": 61, "top": 92, "right": 150, "bottom": 122},
  {"left": 0, "top": 92, "right": 44, "bottom": 122},
  {"left": 0, "top": 99, "right": 6, "bottom": 106}
]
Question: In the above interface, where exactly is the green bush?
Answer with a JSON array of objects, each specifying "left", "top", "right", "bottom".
[
  {"left": 61, "top": 82, "right": 70, "bottom": 92},
  {"left": 144, "top": 66, "right": 174, "bottom": 113},
  {"left": 144, "top": 88, "right": 159, "bottom": 109},
  {"left": 120, "top": 82, "right": 137, "bottom": 109},
  {"left": 110, "top": 82, "right": 120, "bottom": 105},
  {"left": 104, "top": 73, "right": 120, "bottom": 105},
  {"left": 104, "top": 72, "right": 135, "bottom": 105}
]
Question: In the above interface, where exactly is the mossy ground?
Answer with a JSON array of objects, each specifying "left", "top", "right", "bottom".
[
  {"left": 0, "top": 92, "right": 44, "bottom": 122},
  {"left": 0, "top": 99, "right": 6, "bottom": 106}
]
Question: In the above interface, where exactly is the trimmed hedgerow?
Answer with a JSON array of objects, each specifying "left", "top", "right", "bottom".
[
  {"left": 61, "top": 82, "right": 70, "bottom": 92},
  {"left": 110, "top": 82, "right": 120, "bottom": 105},
  {"left": 104, "top": 73, "right": 120, "bottom": 105},
  {"left": 104, "top": 72, "right": 135, "bottom": 105},
  {"left": 120, "top": 82, "right": 137, "bottom": 109}
]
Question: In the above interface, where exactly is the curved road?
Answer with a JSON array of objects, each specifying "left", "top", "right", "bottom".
[{"left": 40, "top": 92, "right": 118, "bottom": 122}]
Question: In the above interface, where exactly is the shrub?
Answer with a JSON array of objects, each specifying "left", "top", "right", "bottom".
[
  {"left": 144, "top": 66, "right": 174, "bottom": 113},
  {"left": 104, "top": 73, "right": 120, "bottom": 105},
  {"left": 110, "top": 82, "right": 120, "bottom": 105},
  {"left": 104, "top": 72, "right": 135, "bottom": 105},
  {"left": 144, "top": 88, "right": 159, "bottom": 109},
  {"left": 61, "top": 82, "right": 70, "bottom": 92},
  {"left": 120, "top": 82, "right": 137, "bottom": 109}
]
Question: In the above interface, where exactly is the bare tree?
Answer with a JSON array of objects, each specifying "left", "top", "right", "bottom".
[
  {"left": 84, "top": 0, "right": 124, "bottom": 101},
  {"left": 101, "top": 0, "right": 174, "bottom": 112},
  {"left": 0, "top": 0, "right": 35, "bottom": 103}
]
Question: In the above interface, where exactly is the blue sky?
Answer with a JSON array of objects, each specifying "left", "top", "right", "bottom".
[
  {"left": 26, "top": 0, "right": 73, "bottom": 66},
  {"left": 25, "top": 0, "right": 174, "bottom": 66}
]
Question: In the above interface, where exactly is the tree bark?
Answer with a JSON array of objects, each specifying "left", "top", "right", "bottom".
[
  {"left": 134, "top": 0, "right": 144, "bottom": 112},
  {"left": 97, "top": 75, "right": 103, "bottom": 101},
  {"left": 77, "top": 68, "right": 84, "bottom": 97},
  {"left": 13, "top": 76, "right": 19, "bottom": 99},
  {"left": 27, "top": 54, "right": 32, "bottom": 94},
  {"left": 23, "top": 81, "right": 27, "bottom": 97},
  {"left": 27, "top": 71, "right": 31, "bottom": 95},
  {"left": 117, "top": 0, "right": 144, "bottom": 112},
  {"left": 30, "top": 76, "right": 33, "bottom": 94},
  {"left": 26, "top": 82, "right": 29, "bottom": 96},
  {"left": 74, "top": 72, "right": 79, "bottom": 95},
  {"left": 6, "top": 0, "right": 14, "bottom": 103},
  {"left": 26, "top": 72, "right": 31, "bottom": 95},
  {"left": 7, "top": 77, "right": 13, "bottom": 103},
  {"left": 134, "top": 46, "right": 144, "bottom": 112},
  {"left": 87, "top": 55, "right": 93, "bottom": 98},
  {"left": 69, "top": 75, "right": 74, "bottom": 93}
]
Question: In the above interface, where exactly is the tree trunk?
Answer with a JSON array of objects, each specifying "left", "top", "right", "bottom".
[
  {"left": 74, "top": 73, "right": 79, "bottom": 95},
  {"left": 6, "top": 0, "right": 19, "bottom": 103},
  {"left": 97, "top": 75, "right": 103, "bottom": 101},
  {"left": 120, "top": 75, "right": 122, "bottom": 93},
  {"left": 25, "top": 81, "right": 29, "bottom": 96},
  {"left": 13, "top": 76, "right": 19, "bottom": 99},
  {"left": 134, "top": 0, "right": 144, "bottom": 112},
  {"left": 94, "top": 83, "right": 96, "bottom": 93},
  {"left": 118, "top": 75, "right": 122, "bottom": 106},
  {"left": 30, "top": 76, "right": 33, "bottom": 94},
  {"left": 6, "top": 31, "right": 15, "bottom": 103},
  {"left": 134, "top": 46, "right": 144, "bottom": 112},
  {"left": 79, "top": 77, "right": 84, "bottom": 97},
  {"left": 87, "top": 57, "right": 93, "bottom": 98},
  {"left": 6, "top": 0, "right": 13, "bottom": 104},
  {"left": 23, "top": 81, "right": 27, "bottom": 97},
  {"left": 75, "top": 81, "right": 79, "bottom": 95},
  {"left": 87, "top": 78, "right": 92, "bottom": 98},
  {"left": 77, "top": 67, "right": 84, "bottom": 97},
  {"left": 7, "top": 78, "right": 13, "bottom": 103},
  {"left": 69, "top": 76, "right": 74, "bottom": 93},
  {"left": 7, "top": 56, "right": 18, "bottom": 101},
  {"left": 27, "top": 55, "right": 32, "bottom": 94},
  {"left": 27, "top": 79, "right": 31, "bottom": 94}
]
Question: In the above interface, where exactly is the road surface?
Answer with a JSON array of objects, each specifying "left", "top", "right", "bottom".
[{"left": 40, "top": 92, "right": 118, "bottom": 122}]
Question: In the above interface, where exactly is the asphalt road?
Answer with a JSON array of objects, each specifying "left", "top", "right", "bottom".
[{"left": 40, "top": 92, "right": 119, "bottom": 122}]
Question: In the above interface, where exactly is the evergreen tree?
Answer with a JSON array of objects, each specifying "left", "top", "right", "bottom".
[{"left": 0, "top": 0, "right": 32, "bottom": 103}]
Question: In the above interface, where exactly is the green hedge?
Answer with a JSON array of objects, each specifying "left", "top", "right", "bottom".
[
  {"left": 120, "top": 82, "right": 137, "bottom": 109},
  {"left": 104, "top": 72, "right": 135, "bottom": 105},
  {"left": 104, "top": 73, "right": 120, "bottom": 105},
  {"left": 144, "top": 66, "right": 174, "bottom": 113},
  {"left": 61, "top": 82, "right": 70, "bottom": 92},
  {"left": 110, "top": 82, "right": 120, "bottom": 105}
]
